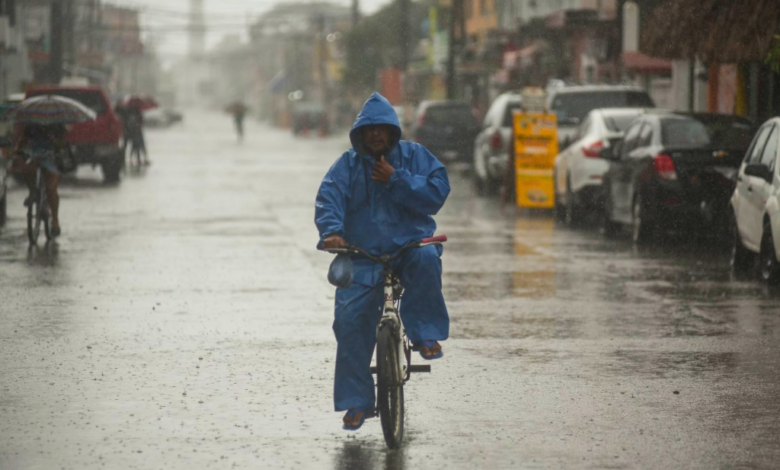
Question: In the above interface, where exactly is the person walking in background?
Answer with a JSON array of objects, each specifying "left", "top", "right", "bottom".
[
  {"left": 125, "top": 107, "right": 149, "bottom": 167},
  {"left": 117, "top": 97, "right": 151, "bottom": 167},
  {"left": 226, "top": 101, "right": 248, "bottom": 142}
]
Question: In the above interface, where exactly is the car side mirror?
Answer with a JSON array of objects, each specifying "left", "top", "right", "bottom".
[{"left": 744, "top": 163, "right": 774, "bottom": 182}]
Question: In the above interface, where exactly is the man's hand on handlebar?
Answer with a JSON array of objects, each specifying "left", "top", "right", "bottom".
[{"left": 322, "top": 235, "right": 347, "bottom": 250}]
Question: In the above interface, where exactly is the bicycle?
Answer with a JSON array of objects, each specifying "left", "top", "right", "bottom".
[
  {"left": 18, "top": 153, "right": 53, "bottom": 244},
  {"left": 326, "top": 234, "right": 447, "bottom": 449}
]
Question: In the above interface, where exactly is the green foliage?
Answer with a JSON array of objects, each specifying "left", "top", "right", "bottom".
[
  {"left": 765, "top": 35, "right": 780, "bottom": 74},
  {"left": 343, "top": 0, "right": 428, "bottom": 92}
]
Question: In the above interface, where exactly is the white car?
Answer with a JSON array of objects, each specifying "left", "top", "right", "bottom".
[
  {"left": 472, "top": 91, "right": 522, "bottom": 194},
  {"left": 730, "top": 117, "right": 780, "bottom": 282},
  {"left": 553, "top": 108, "right": 646, "bottom": 224}
]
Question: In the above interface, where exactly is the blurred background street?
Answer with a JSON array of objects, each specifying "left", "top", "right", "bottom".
[
  {"left": 2, "top": 111, "right": 780, "bottom": 469},
  {"left": 2, "top": 0, "right": 780, "bottom": 468}
]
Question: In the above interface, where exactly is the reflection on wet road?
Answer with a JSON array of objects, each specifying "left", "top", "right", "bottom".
[{"left": 1, "top": 110, "right": 779, "bottom": 469}]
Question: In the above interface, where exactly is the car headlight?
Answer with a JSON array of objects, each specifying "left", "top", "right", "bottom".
[{"left": 94, "top": 144, "right": 118, "bottom": 157}]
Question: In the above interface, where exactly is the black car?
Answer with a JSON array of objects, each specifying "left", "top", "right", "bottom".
[
  {"left": 601, "top": 112, "right": 756, "bottom": 242},
  {"left": 410, "top": 100, "right": 479, "bottom": 163}
]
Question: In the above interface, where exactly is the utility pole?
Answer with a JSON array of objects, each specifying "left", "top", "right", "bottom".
[
  {"left": 317, "top": 14, "right": 328, "bottom": 110},
  {"left": 49, "top": 0, "right": 64, "bottom": 84},
  {"left": 399, "top": 0, "right": 409, "bottom": 73},
  {"left": 446, "top": 0, "right": 463, "bottom": 99},
  {"left": 351, "top": 0, "right": 360, "bottom": 27}
]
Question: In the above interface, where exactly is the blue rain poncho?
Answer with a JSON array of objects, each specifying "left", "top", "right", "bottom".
[{"left": 315, "top": 93, "right": 451, "bottom": 412}]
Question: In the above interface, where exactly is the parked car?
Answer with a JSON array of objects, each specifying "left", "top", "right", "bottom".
[
  {"left": 392, "top": 104, "right": 413, "bottom": 136},
  {"left": 410, "top": 100, "right": 479, "bottom": 164},
  {"left": 553, "top": 107, "right": 647, "bottom": 224},
  {"left": 291, "top": 101, "right": 327, "bottom": 135},
  {"left": 143, "top": 108, "right": 184, "bottom": 128},
  {"left": 472, "top": 91, "right": 522, "bottom": 194},
  {"left": 601, "top": 112, "right": 756, "bottom": 243},
  {"left": 547, "top": 85, "right": 656, "bottom": 150},
  {"left": 26, "top": 86, "right": 124, "bottom": 182},
  {"left": 730, "top": 117, "right": 780, "bottom": 282}
]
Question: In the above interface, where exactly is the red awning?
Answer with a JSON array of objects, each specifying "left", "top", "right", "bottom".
[
  {"left": 503, "top": 43, "right": 544, "bottom": 70},
  {"left": 622, "top": 51, "right": 672, "bottom": 75}
]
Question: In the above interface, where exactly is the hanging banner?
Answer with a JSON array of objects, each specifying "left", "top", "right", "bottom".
[{"left": 514, "top": 112, "right": 558, "bottom": 209}]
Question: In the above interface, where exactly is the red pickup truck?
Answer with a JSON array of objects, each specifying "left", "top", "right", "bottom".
[{"left": 25, "top": 85, "right": 124, "bottom": 182}]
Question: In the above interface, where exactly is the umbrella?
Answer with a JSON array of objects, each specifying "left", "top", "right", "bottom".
[
  {"left": 11, "top": 95, "right": 96, "bottom": 125},
  {"left": 123, "top": 94, "right": 158, "bottom": 111},
  {"left": 225, "top": 101, "right": 248, "bottom": 114}
]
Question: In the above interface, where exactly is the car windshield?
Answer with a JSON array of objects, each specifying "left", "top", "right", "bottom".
[
  {"left": 603, "top": 114, "right": 641, "bottom": 132},
  {"left": 27, "top": 90, "right": 108, "bottom": 115},
  {"left": 552, "top": 92, "right": 654, "bottom": 125},
  {"left": 661, "top": 116, "right": 755, "bottom": 149},
  {"left": 502, "top": 102, "right": 522, "bottom": 127},
  {"left": 425, "top": 105, "right": 476, "bottom": 127}
]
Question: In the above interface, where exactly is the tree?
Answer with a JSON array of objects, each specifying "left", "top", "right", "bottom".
[{"left": 342, "top": 0, "right": 428, "bottom": 92}]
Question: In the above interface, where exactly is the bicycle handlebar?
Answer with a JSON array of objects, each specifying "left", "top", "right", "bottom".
[{"left": 324, "top": 235, "right": 447, "bottom": 264}]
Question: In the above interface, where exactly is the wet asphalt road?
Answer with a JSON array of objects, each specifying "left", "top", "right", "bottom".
[{"left": 1, "top": 111, "right": 780, "bottom": 470}]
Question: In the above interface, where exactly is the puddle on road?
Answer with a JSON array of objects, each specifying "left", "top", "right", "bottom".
[{"left": 605, "top": 350, "right": 739, "bottom": 379}]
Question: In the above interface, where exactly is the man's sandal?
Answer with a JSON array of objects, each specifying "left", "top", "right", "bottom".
[
  {"left": 342, "top": 407, "right": 372, "bottom": 431},
  {"left": 418, "top": 340, "right": 443, "bottom": 360}
]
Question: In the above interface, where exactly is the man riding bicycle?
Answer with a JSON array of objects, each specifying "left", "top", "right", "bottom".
[{"left": 315, "top": 92, "right": 451, "bottom": 430}]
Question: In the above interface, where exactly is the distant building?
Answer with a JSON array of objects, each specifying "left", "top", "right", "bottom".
[{"left": 0, "top": 0, "right": 34, "bottom": 98}]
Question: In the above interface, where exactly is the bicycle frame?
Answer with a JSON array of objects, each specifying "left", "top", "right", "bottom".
[
  {"left": 20, "top": 154, "right": 51, "bottom": 244},
  {"left": 325, "top": 234, "right": 448, "bottom": 382}
]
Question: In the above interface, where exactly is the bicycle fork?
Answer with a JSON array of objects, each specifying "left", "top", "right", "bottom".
[
  {"left": 379, "top": 273, "right": 406, "bottom": 383},
  {"left": 372, "top": 272, "right": 430, "bottom": 382}
]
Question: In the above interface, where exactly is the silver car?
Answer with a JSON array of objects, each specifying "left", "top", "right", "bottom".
[
  {"left": 547, "top": 85, "right": 655, "bottom": 151},
  {"left": 472, "top": 91, "right": 522, "bottom": 194}
]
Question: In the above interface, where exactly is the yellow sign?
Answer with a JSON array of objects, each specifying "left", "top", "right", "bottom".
[{"left": 514, "top": 112, "right": 558, "bottom": 209}]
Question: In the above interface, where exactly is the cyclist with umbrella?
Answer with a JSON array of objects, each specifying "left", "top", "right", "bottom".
[{"left": 8, "top": 95, "right": 95, "bottom": 237}]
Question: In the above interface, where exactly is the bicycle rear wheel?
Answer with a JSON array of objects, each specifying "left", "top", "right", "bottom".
[{"left": 376, "top": 324, "right": 404, "bottom": 449}]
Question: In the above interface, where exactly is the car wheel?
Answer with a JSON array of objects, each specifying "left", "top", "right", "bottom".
[
  {"left": 0, "top": 193, "right": 6, "bottom": 227},
  {"left": 552, "top": 169, "right": 565, "bottom": 222},
  {"left": 102, "top": 158, "right": 122, "bottom": 183},
  {"left": 759, "top": 220, "right": 780, "bottom": 284},
  {"left": 564, "top": 178, "right": 580, "bottom": 227},
  {"left": 632, "top": 194, "right": 654, "bottom": 244},
  {"left": 730, "top": 211, "right": 753, "bottom": 273},
  {"left": 472, "top": 149, "right": 490, "bottom": 196},
  {"left": 473, "top": 173, "right": 487, "bottom": 196},
  {"left": 601, "top": 195, "right": 621, "bottom": 237}
]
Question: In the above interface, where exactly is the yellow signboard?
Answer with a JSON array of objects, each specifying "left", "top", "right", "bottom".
[{"left": 514, "top": 112, "right": 558, "bottom": 209}]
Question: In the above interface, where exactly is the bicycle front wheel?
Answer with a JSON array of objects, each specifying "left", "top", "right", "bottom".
[
  {"left": 27, "top": 189, "right": 42, "bottom": 244},
  {"left": 376, "top": 324, "right": 405, "bottom": 449}
]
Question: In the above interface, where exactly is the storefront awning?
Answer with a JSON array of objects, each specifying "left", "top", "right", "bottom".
[
  {"left": 503, "top": 43, "right": 544, "bottom": 70},
  {"left": 621, "top": 51, "right": 671, "bottom": 75}
]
